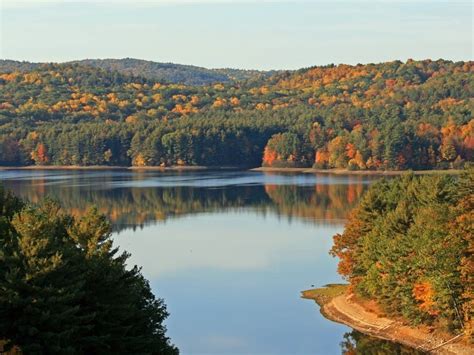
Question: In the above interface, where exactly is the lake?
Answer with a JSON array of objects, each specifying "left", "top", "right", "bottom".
[{"left": 0, "top": 170, "right": 421, "bottom": 354}]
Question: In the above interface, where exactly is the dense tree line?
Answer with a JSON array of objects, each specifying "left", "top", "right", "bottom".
[
  {"left": 0, "top": 59, "right": 472, "bottom": 169},
  {"left": 0, "top": 59, "right": 274, "bottom": 86},
  {"left": 330, "top": 170, "right": 473, "bottom": 338},
  {"left": 0, "top": 187, "right": 178, "bottom": 354},
  {"left": 72, "top": 59, "right": 275, "bottom": 86}
]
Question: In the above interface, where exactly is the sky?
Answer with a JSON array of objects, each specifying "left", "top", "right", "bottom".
[{"left": 0, "top": 0, "right": 472, "bottom": 70}]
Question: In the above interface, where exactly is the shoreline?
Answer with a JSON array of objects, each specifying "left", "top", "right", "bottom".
[
  {"left": 0, "top": 165, "right": 464, "bottom": 175},
  {"left": 251, "top": 167, "right": 464, "bottom": 175},
  {"left": 302, "top": 285, "right": 472, "bottom": 354},
  {"left": 0, "top": 165, "right": 240, "bottom": 171}
]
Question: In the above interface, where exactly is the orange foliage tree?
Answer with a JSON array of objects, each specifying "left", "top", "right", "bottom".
[{"left": 31, "top": 143, "right": 49, "bottom": 165}]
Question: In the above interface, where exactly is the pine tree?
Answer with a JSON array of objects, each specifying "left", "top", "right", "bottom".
[{"left": 0, "top": 189, "right": 178, "bottom": 354}]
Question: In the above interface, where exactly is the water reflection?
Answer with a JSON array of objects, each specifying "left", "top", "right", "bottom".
[
  {"left": 117, "top": 211, "right": 349, "bottom": 354},
  {"left": 0, "top": 170, "right": 394, "bottom": 354},
  {"left": 341, "top": 331, "right": 427, "bottom": 354},
  {"left": 0, "top": 170, "right": 371, "bottom": 232}
]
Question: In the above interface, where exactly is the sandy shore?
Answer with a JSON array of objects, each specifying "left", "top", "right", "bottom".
[{"left": 302, "top": 287, "right": 472, "bottom": 354}]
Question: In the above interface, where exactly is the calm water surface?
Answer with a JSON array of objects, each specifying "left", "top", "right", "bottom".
[{"left": 0, "top": 170, "right": 421, "bottom": 354}]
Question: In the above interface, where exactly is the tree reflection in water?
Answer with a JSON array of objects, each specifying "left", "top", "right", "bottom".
[
  {"left": 341, "top": 331, "right": 426, "bottom": 355},
  {"left": 1, "top": 171, "right": 371, "bottom": 232}
]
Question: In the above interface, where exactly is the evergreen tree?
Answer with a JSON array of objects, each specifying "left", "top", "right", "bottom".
[
  {"left": 331, "top": 170, "right": 473, "bottom": 337},
  {"left": 0, "top": 189, "right": 178, "bottom": 354}
]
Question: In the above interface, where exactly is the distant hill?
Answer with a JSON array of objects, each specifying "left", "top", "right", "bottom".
[
  {"left": 0, "top": 58, "right": 276, "bottom": 85},
  {"left": 72, "top": 58, "right": 226, "bottom": 85},
  {"left": 0, "top": 59, "right": 41, "bottom": 73},
  {"left": 0, "top": 59, "right": 472, "bottom": 170}
]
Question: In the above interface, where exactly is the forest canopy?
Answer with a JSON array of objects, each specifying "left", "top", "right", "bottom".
[
  {"left": 0, "top": 187, "right": 178, "bottom": 354},
  {"left": 0, "top": 59, "right": 472, "bottom": 169},
  {"left": 330, "top": 170, "right": 473, "bottom": 338},
  {"left": 0, "top": 58, "right": 274, "bottom": 86}
]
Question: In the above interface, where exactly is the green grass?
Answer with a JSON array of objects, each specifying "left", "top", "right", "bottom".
[{"left": 301, "top": 284, "right": 348, "bottom": 306}]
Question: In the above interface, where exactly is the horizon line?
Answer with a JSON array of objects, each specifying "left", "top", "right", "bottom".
[{"left": 0, "top": 56, "right": 469, "bottom": 72}]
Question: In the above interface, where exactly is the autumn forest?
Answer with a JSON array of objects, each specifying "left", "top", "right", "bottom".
[
  {"left": 0, "top": 59, "right": 472, "bottom": 170},
  {"left": 331, "top": 170, "right": 473, "bottom": 339}
]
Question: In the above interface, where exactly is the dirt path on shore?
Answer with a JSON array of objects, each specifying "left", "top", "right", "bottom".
[{"left": 321, "top": 294, "right": 470, "bottom": 354}]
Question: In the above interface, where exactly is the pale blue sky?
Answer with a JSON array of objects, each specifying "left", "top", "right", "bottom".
[{"left": 1, "top": 0, "right": 472, "bottom": 69}]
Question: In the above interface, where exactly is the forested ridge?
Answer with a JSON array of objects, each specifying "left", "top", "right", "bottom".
[
  {"left": 331, "top": 170, "right": 473, "bottom": 339},
  {"left": 0, "top": 58, "right": 274, "bottom": 86},
  {"left": 0, "top": 59, "right": 472, "bottom": 169}
]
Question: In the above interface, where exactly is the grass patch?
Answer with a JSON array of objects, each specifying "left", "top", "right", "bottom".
[{"left": 301, "top": 284, "right": 348, "bottom": 306}]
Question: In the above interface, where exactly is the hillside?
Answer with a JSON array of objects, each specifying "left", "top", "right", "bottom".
[
  {"left": 0, "top": 58, "right": 274, "bottom": 86},
  {"left": 0, "top": 59, "right": 41, "bottom": 73},
  {"left": 0, "top": 59, "right": 472, "bottom": 169},
  {"left": 330, "top": 171, "right": 473, "bottom": 342}
]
